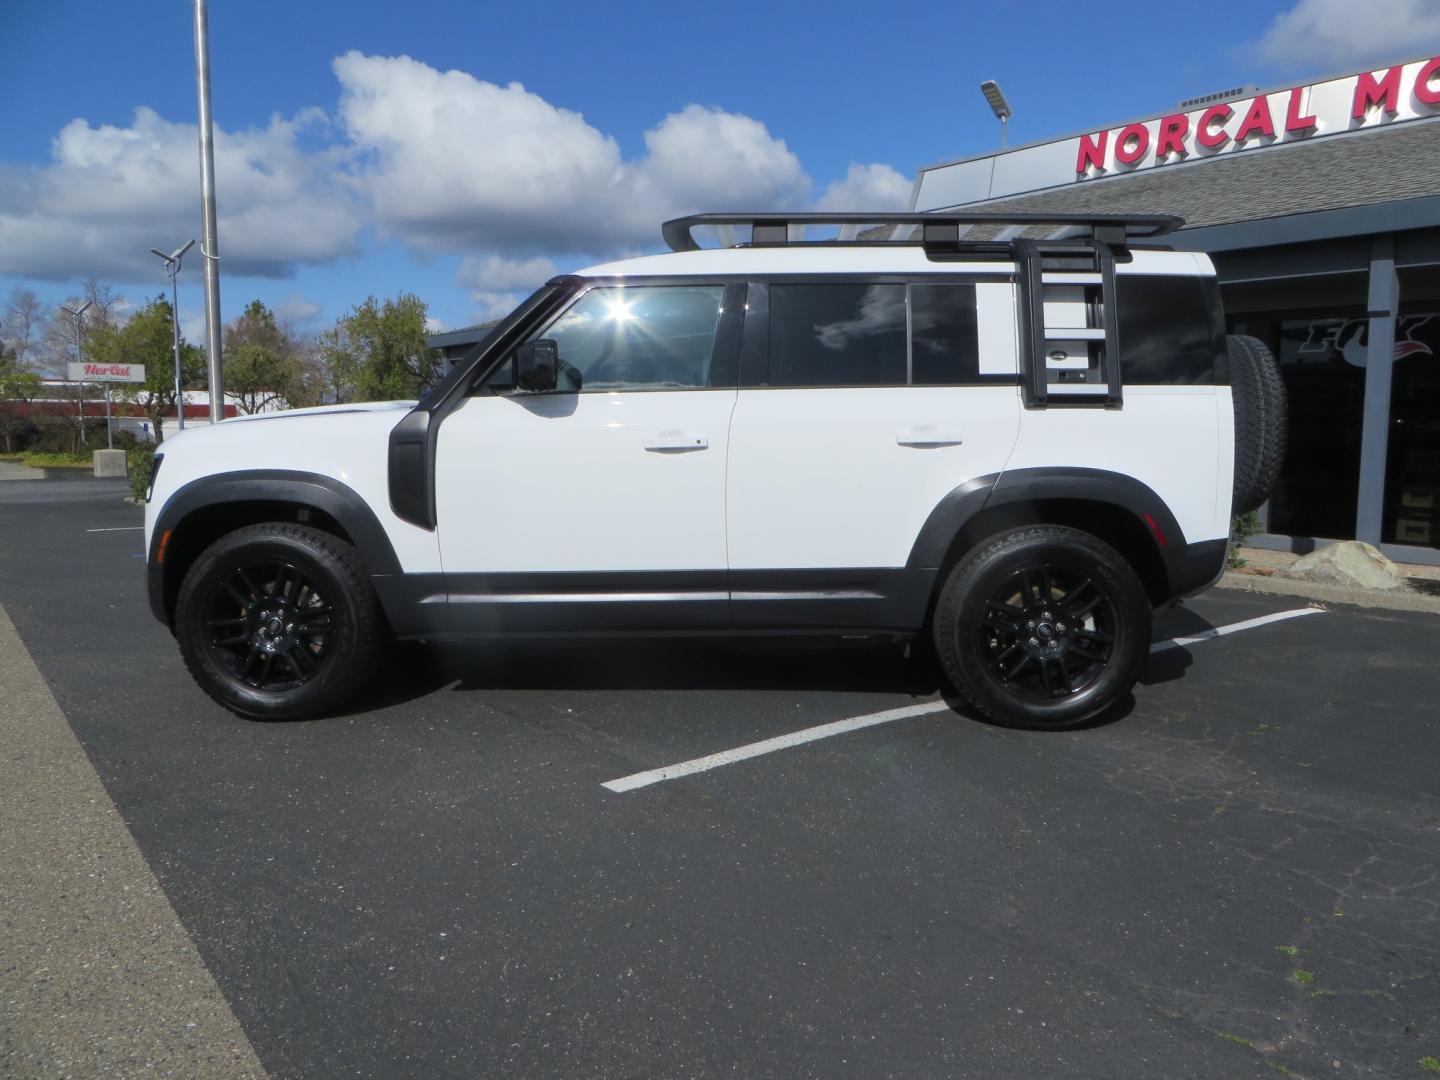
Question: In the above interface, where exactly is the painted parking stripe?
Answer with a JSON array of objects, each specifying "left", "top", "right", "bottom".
[
  {"left": 85, "top": 526, "right": 143, "bottom": 532},
  {"left": 603, "top": 606, "right": 1327, "bottom": 793},
  {"left": 602, "top": 700, "right": 953, "bottom": 793},
  {"left": 1149, "top": 606, "right": 1323, "bottom": 653}
]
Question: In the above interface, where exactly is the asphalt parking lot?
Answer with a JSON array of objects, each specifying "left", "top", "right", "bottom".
[{"left": 3, "top": 479, "right": 1439, "bottom": 1080}]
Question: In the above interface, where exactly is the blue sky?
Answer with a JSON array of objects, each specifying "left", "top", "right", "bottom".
[{"left": 3, "top": 0, "right": 1437, "bottom": 345}]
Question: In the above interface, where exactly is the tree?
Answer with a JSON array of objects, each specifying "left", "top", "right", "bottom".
[
  {"left": 224, "top": 299, "right": 303, "bottom": 414},
  {"left": 0, "top": 342, "right": 42, "bottom": 452},
  {"left": 322, "top": 293, "right": 442, "bottom": 403},
  {"left": 89, "top": 295, "right": 205, "bottom": 444},
  {"left": 3, "top": 287, "right": 47, "bottom": 368}
]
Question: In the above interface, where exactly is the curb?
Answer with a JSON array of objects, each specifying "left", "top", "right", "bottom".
[{"left": 1215, "top": 571, "right": 1440, "bottom": 615}]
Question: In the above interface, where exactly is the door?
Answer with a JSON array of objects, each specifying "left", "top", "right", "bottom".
[
  {"left": 725, "top": 278, "right": 1023, "bottom": 628},
  {"left": 435, "top": 282, "right": 743, "bottom": 633}
]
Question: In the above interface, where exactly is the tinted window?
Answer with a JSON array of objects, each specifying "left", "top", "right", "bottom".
[
  {"left": 1117, "top": 275, "right": 1217, "bottom": 385},
  {"left": 769, "top": 284, "right": 906, "bottom": 386},
  {"left": 495, "top": 286, "right": 726, "bottom": 392},
  {"left": 910, "top": 283, "right": 981, "bottom": 385}
]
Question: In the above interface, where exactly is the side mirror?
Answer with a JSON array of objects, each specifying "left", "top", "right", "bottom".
[{"left": 515, "top": 338, "right": 559, "bottom": 392}]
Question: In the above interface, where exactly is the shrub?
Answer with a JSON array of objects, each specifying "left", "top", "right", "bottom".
[
  {"left": 127, "top": 446, "right": 155, "bottom": 502},
  {"left": 1228, "top": 511, "right": 1261, "bottom": 569}
]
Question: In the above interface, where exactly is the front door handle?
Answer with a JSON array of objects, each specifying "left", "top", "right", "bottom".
[
  {"left": 897, "top": 426, "right": 964, "bottom": 448},
  {"left": 643, "top": 431, "right": 709, "bottom": 452}
]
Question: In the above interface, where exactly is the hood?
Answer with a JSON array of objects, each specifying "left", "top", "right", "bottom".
[{"left": 222, "top": 400, "right": 416, "bottom": 424}]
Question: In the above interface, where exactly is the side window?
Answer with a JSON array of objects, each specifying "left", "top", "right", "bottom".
[
  {"left": 769, "top": 284, "right": 907, "bottom": 386},
  {"left": 486, "top": 285, "right": 727, "bottom": 392},
  {"left": 910, "top": 283, "right": 981, "bottom": 385},
  {"left": 1116, "top": 275, "right": 1218, "bottom": 385}
]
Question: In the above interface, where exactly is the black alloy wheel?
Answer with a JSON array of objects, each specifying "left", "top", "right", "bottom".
[
  {"left": 201, "top": 559, "right": 334, "bottom": 691},
  {"left": 979, "top": 562, "right": 1116, "bottom": 701},
  {"left": 932, "top": 525, "right": 1151, "bottom": 730},
  {"left": 175, "top": 523, "right": 382, "bottom": 720}
]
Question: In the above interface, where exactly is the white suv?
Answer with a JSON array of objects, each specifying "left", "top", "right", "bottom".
[{"left": 144, "top": 212, "right": 1285, "bottom": 730}]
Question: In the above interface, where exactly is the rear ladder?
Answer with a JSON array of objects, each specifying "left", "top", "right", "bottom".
[{"left": 1014, "top": 238, "right": 1122, "bottom": 409}]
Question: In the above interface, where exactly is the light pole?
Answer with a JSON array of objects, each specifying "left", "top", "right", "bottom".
[
  {"left": 980, "top": 79, "right": 1013, "bottom": 148},
  {"left": 59, "top": 300, "right": 93, "bottom": 450},
  {"left": 151, "top": 240, "right": 195, "bottom": 435},
  {"left": 194, "top": 0, "right": 224, "bottom": 423}
]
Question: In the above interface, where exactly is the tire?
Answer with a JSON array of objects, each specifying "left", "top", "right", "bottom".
[
  {"left": 932, "top": 526, "right": 1151, "bottom": 731},
  {"left": 174, "top": 523, "right": 384, "bottom": 720},
  {"left": 1228, "top": 334, "right": 1288, "bottom": 515}
]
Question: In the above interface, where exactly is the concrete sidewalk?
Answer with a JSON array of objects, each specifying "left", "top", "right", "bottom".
[
  {"left": 0, "top": 602, "right": 267, "bottom": 1079},
  {"left": 0, "top": 461, "right": 45, "bottom": 481}
]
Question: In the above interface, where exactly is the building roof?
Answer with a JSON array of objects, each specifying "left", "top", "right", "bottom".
[{"left": 954, "top": 120, "right": 1440, "bottom": 232}]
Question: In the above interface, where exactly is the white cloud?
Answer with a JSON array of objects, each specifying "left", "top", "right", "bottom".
[
  {"left": 458, "top": 254, "right": 557, "bottom": 290},
  {"left": 0, "top": 107, "right": 361, "bottom": 283},
  {"left": 275, "top": 292, "right": 322, "bottom": 325},
  {"left": 817, "top": 163, "right": 914, "bottom": 211},
  {"left": 1250, "top": 0, "right": 1440, "bottom": 70},
  {"left": 333, "top": 52, "right": 810, "bottom": 255},
  {"left": 456, "top": 254, "right": 558, "bottom": 322}
]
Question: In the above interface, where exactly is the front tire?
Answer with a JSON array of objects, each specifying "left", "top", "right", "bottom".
[
  {"left": 174, "top": 523, "right": 384, "bottom": 720},
  {"left": 932, "top": 526, "right": 1151, "bottom": 730}
]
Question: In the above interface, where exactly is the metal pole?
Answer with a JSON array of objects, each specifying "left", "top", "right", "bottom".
[
  {"left": 194, "top": 0, "right": 224, "bottom": 423},
  {"left": 170, "top": 270, "right": 186, "bottom": 433},
  {"left": 106, "top": 385, "right": 113, "bottom": 449},
  {"left": 75, "top": 314, "right": 85, "bottom": 451},
  {"left": 1000, "top": 115, "right": 1008, "bottom": 148}
]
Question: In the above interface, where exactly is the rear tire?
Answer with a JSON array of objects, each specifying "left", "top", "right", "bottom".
[
  {"left": 932, "top": 526, "right": 1151, "bottom": 731},
  {"left": 174, "top": 523, "right": 383, "bottom": 720}
]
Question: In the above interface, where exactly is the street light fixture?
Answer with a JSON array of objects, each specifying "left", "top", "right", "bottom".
[
  {"left": 980, "top": 79, "right": 1013, "bottom": 148},
  {"left": 151, "top": 240, "right": 195, "bottom": 434},
  {"left": 59, "top": 300, "right": 93, "bottom": 450}
]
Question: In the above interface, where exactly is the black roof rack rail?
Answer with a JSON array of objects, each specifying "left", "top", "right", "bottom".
[{"left": 661, "top": 211, "right": 1184, "bottom": 252}]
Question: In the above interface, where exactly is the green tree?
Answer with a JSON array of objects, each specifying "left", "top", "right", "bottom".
[
  {"left": 89, "top": 295, "right": 205, "bottom": 444},
  {"left": 324, "top": 293, "right": 442, "bottom": 403},
  {"left": 0, "top": 342, "right": 43, "bottom": 452},
  {"left": 224, "top": 299, "right": 302, "bottom": 414}
]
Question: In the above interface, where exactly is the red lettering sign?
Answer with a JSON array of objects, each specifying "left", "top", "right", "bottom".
[
  {"left": 1156, "top": 114, "right": 1189, "bottom": 159},
  {"left": 1113, "top": 123, "right": 1150, "bottom": 165},
  {"left": 1196, "top": 104, "right": 1232, "bottom": 149},
  {"left": 1416, "top": 56, "right": 1440, "bottom": 106},
  {"left": 1235, "top": 96, "right": 1276, "bottom": 143},
  {"left": 1075, "top": 130, "right": 1108, "bottom": 174},
  {"left": 1352, "top": 65, "right": 1402, "bottom": 118},
  {"left": 1284, "top": 87, "right": 1318, "bottom": 133}
]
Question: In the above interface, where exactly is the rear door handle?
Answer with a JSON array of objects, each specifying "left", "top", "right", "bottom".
[
  {"left": 897, "top": 426, "right": 964, "bottom": 448},
  {"left": 643, "top": 431, "right": 709, "bottom": 452}
]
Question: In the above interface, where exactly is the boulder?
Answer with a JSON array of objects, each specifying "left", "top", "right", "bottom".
[{"left": 1279, "top": 541, "right": 1403, "bottom": 590}]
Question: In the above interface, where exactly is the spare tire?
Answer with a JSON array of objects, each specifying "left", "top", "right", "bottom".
[{"left": 1228, "top": 334, "right": 1288, "bottom": 515}]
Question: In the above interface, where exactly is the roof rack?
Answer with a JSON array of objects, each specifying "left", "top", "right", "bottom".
[{"left": 661, "top": 211, "right": 1184, "bottom": 253}]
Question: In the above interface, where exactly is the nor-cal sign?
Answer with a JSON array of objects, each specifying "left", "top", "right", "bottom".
[
  {"left": 1075, "top": 56, "right": 1440, "bottom": 179},
  {"left": 910, "top": 54, "right": 1440, "bottom": 211},
  {"left": 67, "top": 361, "right": 146, "bottom": 384}
]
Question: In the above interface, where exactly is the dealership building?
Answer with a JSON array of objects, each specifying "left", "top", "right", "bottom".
[{"left": 913, "top": 55, "right": 1440, "bottom": 563}]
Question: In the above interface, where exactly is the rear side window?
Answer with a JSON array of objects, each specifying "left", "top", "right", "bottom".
[
  {"left": 1116, "top": 275, "right": 1218, "bottom": 385},
  {"left": 765, "top": 281, "right": 997, "bottom": 387},
  {"left": 769, "top": 284, "right": 906, "bottom": 386}
]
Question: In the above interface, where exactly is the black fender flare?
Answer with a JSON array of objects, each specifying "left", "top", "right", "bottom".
[
  {"left": 905, "top": 467, "right": 1203, "bottom": 600},
  {"left": 148, "top": 470, "right": 403, "bottom": 626}
]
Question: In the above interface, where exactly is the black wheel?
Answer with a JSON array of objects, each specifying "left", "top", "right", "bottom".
[
  {"left": 175, "top": 523, "right": 383, "bottom": 720},
  {"left": 1229, "top": 334, "right": 1288, "bottom": 515},
  {"left": 932, "top": 526, "right": 1151, "bottom": 730}
]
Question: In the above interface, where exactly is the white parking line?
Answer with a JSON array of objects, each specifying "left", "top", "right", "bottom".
[
  {"left": 85, "top": 526, "right": 143, "bottom": 533},
  {"left": 602, "top": 701, "right": 953, "bottom": 793},
  {"left": 602, "top": 605, "right": 1327, "bottom": 793},
  {"left": 1149, "top": 606, "right": 1323, "bottom": 653}
]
